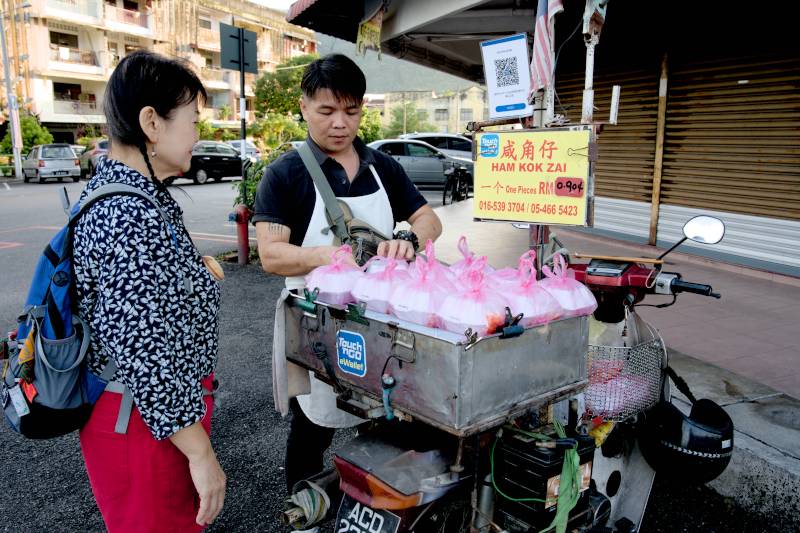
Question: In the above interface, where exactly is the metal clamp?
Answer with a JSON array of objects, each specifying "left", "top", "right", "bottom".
[{"left": 389, "top": 326, "right": 416, "bottom": 364}]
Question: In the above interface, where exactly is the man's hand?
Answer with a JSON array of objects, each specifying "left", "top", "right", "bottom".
[
  {"left": 377, "top": 239, "right": 415, "bottom": 261},
  {"left": 316, "top": 245, "right": 359, "bottom": 267}
]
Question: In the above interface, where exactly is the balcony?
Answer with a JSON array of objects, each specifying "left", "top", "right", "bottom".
[
  {"left": 105, "top": 6, "right": 152, "bottom": 37},
  {"left": 47, "top": 44, "right": 104, "bottom": 78},
  {"left": 45, "top": 0, "right": 103, "bottom": 22},
  {"left": 200, "top": 67, "right": 231, "bottom": 89},
  {"left": 53, "top": 99, "right": 103, "bottom": 116},
  {"left": 198, "top": 27, "right": 220, "bottom": 51},
  {"left": 50, "top": 44, "right": 98, "bottom": 66}
]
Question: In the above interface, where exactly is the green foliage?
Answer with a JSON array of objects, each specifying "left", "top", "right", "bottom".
[
  {"left": 217, "top": 129, "right": 237, "bottom": 142},
  {"left": 383, "top": 103, "right": 434, "bottom": 138},
  {"left": 218, "top": 104, "right": 231, "bottom": 121},
  {"left": 358, "top": 108, "right": 383, "bottom": 144},
  {"left": 196, "top": 118, "right": 215, "bottom": 140},
  {"left": 234, "top": 142, "right": 294, "bottom": 210},
  {"left": 249, "top": 113, "right": 306, "bottom": 150},
  {"left": 254, "top": 54, "right": 317, "bottom": 118},
  {"left": 1, "top": 114, "right": 54, "bottom": 154}
]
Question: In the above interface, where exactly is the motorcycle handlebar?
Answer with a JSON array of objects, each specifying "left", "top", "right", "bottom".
[{"left": 670, "top": 279, "right": 721, "bottom": 298}]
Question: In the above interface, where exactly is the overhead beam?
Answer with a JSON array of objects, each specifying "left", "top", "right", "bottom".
[{"left": 382, "top": 0, "right": 490, "bottom": 41}]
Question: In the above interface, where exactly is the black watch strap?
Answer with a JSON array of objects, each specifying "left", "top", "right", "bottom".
[{"left": 393, "top": 230, "right": 419, "bottom": 250}]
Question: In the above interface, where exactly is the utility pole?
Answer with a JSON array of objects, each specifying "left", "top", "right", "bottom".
[{"left": 0, "top": 2, "right": 28, "bottom": 180}]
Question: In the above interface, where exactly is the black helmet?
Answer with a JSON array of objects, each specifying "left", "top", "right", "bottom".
[{"left": 638, "top": 369, "right": 734, "bottom": 484}]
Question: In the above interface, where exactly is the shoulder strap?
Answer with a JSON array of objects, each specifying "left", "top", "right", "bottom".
[
  {"left": 70, "top": 183, "right": 172, "bottom": 229},
  {"left": 296, "top": 143, "right": 350, "bottom": 242}
]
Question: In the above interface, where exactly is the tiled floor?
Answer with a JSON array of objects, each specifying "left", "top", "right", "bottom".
[{"left": 433, "top": 201, "right": 800, "bottom": 399}]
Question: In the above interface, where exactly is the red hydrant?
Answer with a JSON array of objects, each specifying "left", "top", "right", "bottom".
[{"left": 230, "top": 204, "right": 252, "bottom": 265}]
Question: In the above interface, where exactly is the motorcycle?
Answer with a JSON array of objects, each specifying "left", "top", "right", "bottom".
[{"left": 282, "top": 215, "right": 729, "bottom": 533}]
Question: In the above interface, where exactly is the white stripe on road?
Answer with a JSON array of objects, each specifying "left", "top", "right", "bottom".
[{"left": 3, "top": 183, "right": 10, "bottom": 190}]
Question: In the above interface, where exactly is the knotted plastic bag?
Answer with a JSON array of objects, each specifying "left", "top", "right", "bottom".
[
  {"left": 437, "top": 258, "right": 509, "bottom": 336},
  {"left": 499, "top": 257, "right": 564, "bottom": 327},
  {"left": 488, "top": 250, "right": 536, "bottom": 288},
  {"left": 539, "top": 254, "right": 597, "bottom": 317},
  {"left": 389, "top": 240, "right": 454, "bottom": 328},
  {"left": 304, "top": 245, "right": 363, "bottom": 305},
  {"left": 352, "top": 257, "right": 410, "bottom": 314},
  {"left": 449, "top": 236, "right": 495, "bottom": 277}
]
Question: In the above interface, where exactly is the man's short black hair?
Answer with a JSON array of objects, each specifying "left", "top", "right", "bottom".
[{"left": 301, "top": 54, "right": 366, "bottom": 106}]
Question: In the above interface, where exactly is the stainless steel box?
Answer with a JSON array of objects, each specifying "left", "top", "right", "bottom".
[{"left": 284, "top": 294, "right": 588, "bottom": 436}]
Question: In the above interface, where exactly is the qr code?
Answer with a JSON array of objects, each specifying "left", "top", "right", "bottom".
[{"left": 494, "top": 57, "right": 519, "bottom": 87}]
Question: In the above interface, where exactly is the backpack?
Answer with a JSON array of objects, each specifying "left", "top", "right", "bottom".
[{"left": 1, "top": 184, "right": 177, "bottom": 439}]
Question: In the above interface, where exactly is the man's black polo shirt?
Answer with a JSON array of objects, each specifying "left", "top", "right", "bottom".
[{"left": 252, "top": 137, "right": 426, "bottom": 246}]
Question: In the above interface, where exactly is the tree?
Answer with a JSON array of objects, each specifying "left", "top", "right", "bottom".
[
  {"left": 1, "top": 114, "right": 53, "bottom": 154},
  {"left": 249, "top": 113, "right": 306, "bottom": 149},
  {"left": 358, "top": 108, "right": 383, "bottom": 143},
  {"left": 254, "top": 54, "right": 317, "bottom": 118},
  {"left": 196, "top": 118, "right": 215, "bottom": 140},
  {"left": 383, "top": 103, "right": 434, "bottom": 138}
]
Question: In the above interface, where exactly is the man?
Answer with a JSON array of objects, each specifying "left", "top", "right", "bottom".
[{"left": 253, "top": 54, "right": 442, "bottom": 494}]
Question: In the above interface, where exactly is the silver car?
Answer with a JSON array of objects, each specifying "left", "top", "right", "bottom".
[
  {"left": 399, "top": 133, "right": 473, "bottom": 159},
  {"left": 368, "top": 139, "right": 473, "bottom": 187},
  {"left": 22, "top": 144, "right": 81, "bottom": 183}
]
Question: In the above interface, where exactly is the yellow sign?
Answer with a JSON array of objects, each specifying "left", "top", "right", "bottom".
[{"left": 473, "top": 127, "right": 593, "bottom": 225}]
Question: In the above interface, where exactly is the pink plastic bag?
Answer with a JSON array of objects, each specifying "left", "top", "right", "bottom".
[
  {"left": 449, "top": 236, "right": 495, "bottom": 277},
  {"left": 500, "top": 258, "right": 564, "bottom": 327},
  {"left": 488, "top": 250, "right": 536, "bottom": 288},
  {"left": 352, "top": 258, "right": 410, "bottom": 314},
  {"left": 539, "top": 254, "right": 597, "bottom": 317},
  {"left": 389, "top": 241, "right": 454, "bottom": 328},
  {"left": 437, "top": 258, "right": 509, "bottom": 336},
  {"left": 304, "top": 245, "right": 363, "bottom": 305}
]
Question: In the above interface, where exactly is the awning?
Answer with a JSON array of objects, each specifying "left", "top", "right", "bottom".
[{"left": 286, "top": 0, "right": 366, "bottom": 42}]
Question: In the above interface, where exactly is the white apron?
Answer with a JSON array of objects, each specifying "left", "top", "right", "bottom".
[{"left": 287, "top": 165, "right": 394, "bottom": 428}]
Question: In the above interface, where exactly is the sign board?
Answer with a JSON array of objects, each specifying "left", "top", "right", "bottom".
[
  {"left": 336, "top": 330, "right": 367, "bottom": 378},
  {"left": 473, "top": 127, "right": 594, "bottom": 226},
  {"left": 480, "top": 33, "right": 533, "bottom": 120},
  {"left": 220, "top": 23, "right": 258, "bottom": 74}
]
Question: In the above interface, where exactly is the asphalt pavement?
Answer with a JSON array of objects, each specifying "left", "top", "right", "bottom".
[{"left": 0, "top": 179, "right": 785, "bottom": 532}]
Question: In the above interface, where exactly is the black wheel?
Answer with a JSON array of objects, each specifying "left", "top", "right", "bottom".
[
  {"left": 72, "top": 176, "right": 80, "bottom": 182},
  {"left": 443, "top": 178, "right": 455, "bottom": 205},
  {"left": 38, "top": 172, "right": 45, "bottom": 184},
  {"left": 87, "top": 162, "right": 94, "bottom": 180},
  {"left": 23, "top": 170, "right": 29, "bottom": 183},
  {"left": 456, "top": 178, "right": 469, "bottom": 201},
  {"left": 57, "top": 176, "right": 63, "bottom": 183}
]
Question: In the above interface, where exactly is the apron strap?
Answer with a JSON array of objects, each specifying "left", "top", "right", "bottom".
[{"left": 296, "top": 143, "right": 350, "bottom": 243}]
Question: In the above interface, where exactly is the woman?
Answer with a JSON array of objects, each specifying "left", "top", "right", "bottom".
[{"left": 73, "top": 51, "right": 226, "bottom": 532}]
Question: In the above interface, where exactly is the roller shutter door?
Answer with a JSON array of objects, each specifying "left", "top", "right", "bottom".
[{"left": 661, "top": 55, "right": 800, "bottom": 220}]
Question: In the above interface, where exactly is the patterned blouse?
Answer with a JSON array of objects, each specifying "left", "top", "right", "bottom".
[{"left": 73, "top": 158, "right": 220, "bottom": 440}]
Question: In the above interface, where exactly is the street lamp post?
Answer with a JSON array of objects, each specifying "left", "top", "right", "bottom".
[{"left": 0, "top": 2, "right": 30, "bottom": 180}]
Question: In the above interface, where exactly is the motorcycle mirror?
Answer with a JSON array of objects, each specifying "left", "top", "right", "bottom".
[
  {"left": 658, "top": 215, "right": 726, "bottom": 260},
  {"left": 682, "top": 215, "right": 725, "bottom": 245}
]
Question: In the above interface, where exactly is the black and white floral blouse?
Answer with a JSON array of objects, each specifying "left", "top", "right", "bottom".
[{"left": 74, "top": 158, "right": 220, "bottom": 440}]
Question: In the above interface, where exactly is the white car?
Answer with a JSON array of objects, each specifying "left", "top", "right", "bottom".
[
  {"left": 22, "top": 144, "right": 81, "bottom": 183},
  {"left": 369, "top": 139, "right": 473, "bottom": 187}
]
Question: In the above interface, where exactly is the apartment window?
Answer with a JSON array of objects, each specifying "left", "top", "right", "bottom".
[
  {"left": 460, "top": 109, "right": 473, "bottom": 122},
  {"left": 201, "top": 53, "right": 213, "bottom": 68},
  {"left": 49, "top": 31, "right": 78, "bottom": 48},
  {"left": 53, "top": 82, "right": 82, "bottom": 101},
  {"left": 122, "top": 0, "right": 139, "bottom": 11},
  {"left": 198, "top": 17, "right": 212, "bottom": 30},
  {"left": 435, "top": 108, "right": 449, "bottom": 121}
]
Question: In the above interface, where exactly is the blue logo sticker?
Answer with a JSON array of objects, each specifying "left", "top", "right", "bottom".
[
  {"left": 336, "top": 330, "right": 367, "bottom": 378},
  {"left": 480, "top": 134, "right": 500, "bottom": 158}
]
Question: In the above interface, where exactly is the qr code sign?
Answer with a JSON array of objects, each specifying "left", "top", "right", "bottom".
[{"left": 494, "top": 57, "right": 519, "bottom": 87}]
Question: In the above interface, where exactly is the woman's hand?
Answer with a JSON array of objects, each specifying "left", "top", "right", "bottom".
[
  {"left": 170, "top": 423, "right": 227, "bottom": 526},
  {"left": 188, "top": 447, "right": 227, "bottom": 526}
]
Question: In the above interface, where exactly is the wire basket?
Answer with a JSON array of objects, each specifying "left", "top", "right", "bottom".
[{"left": 585, "top": 314, "right": 666, "bottom": 422}]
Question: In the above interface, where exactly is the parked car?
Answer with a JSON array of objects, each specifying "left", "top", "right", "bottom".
[
  {"left": 226, "top": 139, "right": 261, "bottom": 158},
  {"left": 185, "top": 141, "right": 244, "bottom": 184},
  {"left": 79, "top": 138, "right": 109, "bottom": 179},
  {"left": 399, "top": 132, "right": 473, "bottom": 159},
  {"left": 368, "top": 139, "right": 473, "bottom": 187},
  {"left": 22, "top": 144, "right": 81, "bottom": 183},
  {"left": 71, "top": 144, "right": 87, "bottom": 156}
]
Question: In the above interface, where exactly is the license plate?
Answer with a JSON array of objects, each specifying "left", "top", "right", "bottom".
[
  {"left": 53, "top": 170, "right": 69, "bottom": 175},
  {"left": 336, "top": 494, "right": 400, "bottom": 533}
]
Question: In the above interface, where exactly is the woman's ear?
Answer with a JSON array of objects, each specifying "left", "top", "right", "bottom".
[{"left": 138, "top": 106, "right": 161, "bottom": 144}]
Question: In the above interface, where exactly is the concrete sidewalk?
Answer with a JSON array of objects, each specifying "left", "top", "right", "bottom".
[{"left": 429, "top": 199, "right": 800, "bottom": 527}]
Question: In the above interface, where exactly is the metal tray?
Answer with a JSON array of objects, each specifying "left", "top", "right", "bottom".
[{"left": 284, "top": 293, "right": 589, "bottom": 436}]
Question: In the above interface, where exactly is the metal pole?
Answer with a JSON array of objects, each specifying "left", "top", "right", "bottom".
[
  {"left": 0, "top": 13, "right": 21, "bottom": 179},
  {"left": 237, "top": 27, "right": 248, "bottom": 266}
]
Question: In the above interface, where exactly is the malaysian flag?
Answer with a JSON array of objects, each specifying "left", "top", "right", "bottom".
[{"left": 530, "top": 0, "right": 564, "bottom": 94}]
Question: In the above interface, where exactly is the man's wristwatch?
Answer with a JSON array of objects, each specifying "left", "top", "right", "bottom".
[{"left": 393, "top": 230, "right": 419, "bottom": 251}]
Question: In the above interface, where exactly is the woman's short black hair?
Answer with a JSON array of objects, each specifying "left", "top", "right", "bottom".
[
  {"left": 104, "top": 50, "right": 206, "bottom": 149},
  {"left": 301, "top": 54, "right": 366, "bottom": 106}
]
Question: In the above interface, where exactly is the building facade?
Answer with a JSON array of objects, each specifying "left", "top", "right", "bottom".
[
  {"left": 367, "top": 86, "right": 487, "bottom": 135},
  {"left": 8, "top": 0, "right": 315, "bottom": 142}
]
